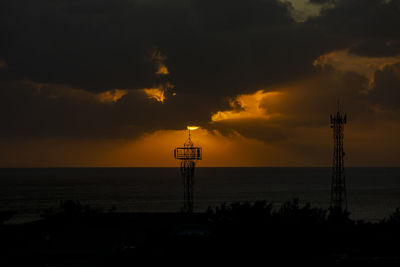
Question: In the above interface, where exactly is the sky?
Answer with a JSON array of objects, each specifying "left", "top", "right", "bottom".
[{"left": 0, "top": 0, "right": 399, "bottom": 167}]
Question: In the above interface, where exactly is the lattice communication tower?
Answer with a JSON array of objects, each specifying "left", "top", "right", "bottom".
[
  {"left": 174, "top": 127, "right": 202, "bottom": 213},
  {"left": 330, "top": 102, "right": 347, "bottom": 211}
]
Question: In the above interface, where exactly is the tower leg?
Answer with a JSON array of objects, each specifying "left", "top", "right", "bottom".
[
  {"left": 181, "top": 160, "right": 195, "bottom": 213},
  {"left": 330, "top": 114, "right": 347, "bottom": 211}
]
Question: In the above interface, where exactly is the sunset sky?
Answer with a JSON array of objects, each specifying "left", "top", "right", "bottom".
[{"left": 0, "top": 0, "right": 399, "bottom": 167}]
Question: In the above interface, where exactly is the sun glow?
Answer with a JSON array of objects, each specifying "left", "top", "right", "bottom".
[{"left": 187, "top": 126, "right": 199, "bottom": 131}]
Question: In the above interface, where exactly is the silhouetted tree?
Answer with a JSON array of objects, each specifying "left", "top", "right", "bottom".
[
  {"left": 41, "top": 200, "right": 101, "bottom": 218},
  {"left": 327, "top": 206, "right": 352, "bottom": 225},
  {"left": 383, "top": 207, "right": 400, "bottom": 225},
  {"left": 275, "top": 199, "right": 327, "bottom": 226}
]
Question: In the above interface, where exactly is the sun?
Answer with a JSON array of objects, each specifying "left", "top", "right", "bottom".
[{"left": 187, "top": 126, "right": 199, "bottom": 131}]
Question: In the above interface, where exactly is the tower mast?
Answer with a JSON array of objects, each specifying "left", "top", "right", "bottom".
[
  {"left": 330, "top": 102, "right": 347, "bottom": 210},
  {"left": 174, "top": 127, "right": 202, "bottom": 213}
]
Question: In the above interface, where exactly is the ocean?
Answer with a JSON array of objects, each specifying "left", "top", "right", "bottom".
[{"left": 0, "top": 167, "right": 399, "bottom": 224}]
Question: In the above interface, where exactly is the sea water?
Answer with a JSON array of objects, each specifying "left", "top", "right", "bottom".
[{"left": 0, "top": 167, "right": 399, "bottom": 223}]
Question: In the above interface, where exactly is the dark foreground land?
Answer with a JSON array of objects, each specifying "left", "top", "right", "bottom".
[{"left": 1, "top": 200, "right": 400, "bottom": 266}]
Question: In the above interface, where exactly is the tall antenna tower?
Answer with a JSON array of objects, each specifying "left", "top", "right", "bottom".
[
  {"left": 330, "top": 102, "right": 347, "bottom": 210},
  {"left": 174, "top": 126, "right": 202, "bottom": 213}
]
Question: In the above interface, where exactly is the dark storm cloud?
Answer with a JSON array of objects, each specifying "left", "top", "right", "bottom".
[
  {"left": 210, "top": 119, "right": 287, "bottom": 142},
  {"left": 0, "top": 80, "right": 224, "bottom": 138},
  {"left": 349, "top": 40, "right": 400, "bottom": 58},
  {"left": 0, "top": 0, "right": 313, "bottom": 94},
  {"left": 308, "top": 0, "right": 333, "bottom": 4},
  {"left": 0, "top": 0, "right": 311, "bottom": 138},
  {"left": 190, "top": 0, "right": 293, "bottom": 31},
  {"left": 0, "top": 0, "right": 399, "bottom": 142},
  {"left": 308, "top": 0, "right": 400, "bottom": 40},
  {"left": 306, "top": 0, "right": 400, "bottom": 63},
  {"left": 305, "top": 0, "right": 400, "bottom": 117},
  {"left": 369, "top": 63, "right": 400, "bottom": 109},
  {"left": 0, "top": 0, "right": 157, "bottom": 91}
]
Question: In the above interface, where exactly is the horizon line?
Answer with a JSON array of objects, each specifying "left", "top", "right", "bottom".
[{"left": 0, "top": 166, "right": 399, "bottom": 169}]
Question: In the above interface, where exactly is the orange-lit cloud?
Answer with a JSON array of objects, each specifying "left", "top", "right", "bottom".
[
  {"left": 156, "top": 65, "right": 169, "bottom": 76},
  {"left": 142, "top": 88, "right": 166, "bottom": 103},
  {"left": 19, "top": 80, "right": 177, "bottom": 105},
  {"left": 96, "top": 89, "right": 129, "bottom": 103},
  {"left": 141, "top": 82, "right": 174, "bottom": 103},
  {"left": 313, "top": 49, "right": 400, "bottom": 91},
  {"left": 151, "top": 48, "right": 169, "bottom": 75},
  {"left": 211, "top": 90, "right": 282, "bottom": 122},
  {"left": 26, "top": 81, "right": 129, "bottom": 104}
]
